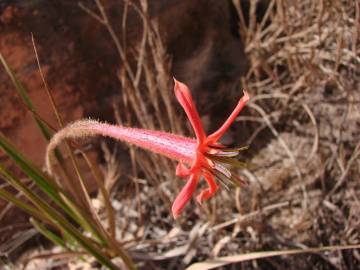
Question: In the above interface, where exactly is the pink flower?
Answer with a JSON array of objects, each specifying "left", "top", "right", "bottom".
[{"left": 46, "top": 79, "right": 249, "bottom": 219}]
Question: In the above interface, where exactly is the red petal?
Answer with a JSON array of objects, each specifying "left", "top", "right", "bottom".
[
  {"left": 174, "top": 79, "right": 206, "bottom": 144},
  {"left": 176, "top": 162, "right": 191, "bottom": 178},
  {"left": 171, "top": 173, "right": 199, "bottom": 218},
  {"left": 207, "top": 90, "right": 249, "bottom": 144},
  {"left": 196, "top": 172, "right": 218, "bottom": 204}
]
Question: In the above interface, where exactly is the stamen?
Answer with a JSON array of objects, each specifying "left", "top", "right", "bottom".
[
  {"left": 213, "top": 151, "right": 239, "bottom": 157},
  {"left": 214, "top": 163, "right": 232, "bottom": 178},
  {"left": 203, "top": 168, "right": 230, "bottom": 191},
  {"left": 204, "top": 154, "right": 247, "bottom": 169},
  {"left": 212, "top": 169, "right": 235, "bottom": 188},
  {"left": 216, "top": 176, "right": 230, "bottom": 191},
  {"left": 230, "top": 174, "right": 249, "bottom": 187},
  {"left": 216, "top": 146, "right": 249, "bottom": 152},
  {"left": 207, "top": 148, "right": 239, "bottom": 157}
]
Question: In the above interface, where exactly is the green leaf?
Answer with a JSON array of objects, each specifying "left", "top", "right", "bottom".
[{"left": 0, "top": 188, "right": 47, "bottom": 222}]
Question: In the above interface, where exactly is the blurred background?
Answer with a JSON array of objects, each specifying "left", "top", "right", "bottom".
[{"left": 0, "top": 0, "right": 359, "bottom": 269}]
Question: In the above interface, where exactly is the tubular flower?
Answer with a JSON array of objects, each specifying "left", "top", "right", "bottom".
[{"left": 45, "top": 79, "right": 249, "bottom": 219}]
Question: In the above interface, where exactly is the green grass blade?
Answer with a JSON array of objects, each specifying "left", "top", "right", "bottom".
[
  {"left": 60, "top": 193, "right": 108, "bottom": 245},
  {"left": 0, "top": 133, "right": 65, "bottom": 205},
  {"left": 30, "top": 218, "right": 67, "bottom": 249},
  {"left": 0, "top": 52, "right": 71, "bottom": 181},
  {"left": 0, "top": 188, "right": 48, "bottom": 222},
  {"left": 0, "top": 51, "right": 80, "bottom": 198},
  {"left": 0, "top": 164, "right": 61, "bottom": 224},
  {"left": 0, "top": 53, "right": 111, "bottom": 249},
  {"left": 0, "top": 52, "right": 132, "bottom": 270},
  {"left": 0, "top": 136, "right": 105, "bottom": 243},
  {"left": 0, "top": 165, "right": 120, "bottom": 269},
  {"left": 78, "top": 150, "right": 116, "bottom": 239},
  {"left": 61, "top": 226, "right": 120, "bottom": 270},
  {"left": 0, "top": 52, "right": 52, "bottom": 140}
]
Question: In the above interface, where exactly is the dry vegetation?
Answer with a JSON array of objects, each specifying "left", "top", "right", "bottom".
[{"left": 3, "top": 0, "right": 360, "bottom": 269}]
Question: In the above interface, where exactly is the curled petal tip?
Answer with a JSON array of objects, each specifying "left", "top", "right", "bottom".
[{"left": 196, "top": 186, "right": 218, "bottom": 205}]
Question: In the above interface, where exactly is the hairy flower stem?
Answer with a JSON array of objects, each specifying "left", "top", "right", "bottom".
[{"left": 46, "top": 119, "right": 196, "bottom": 176}]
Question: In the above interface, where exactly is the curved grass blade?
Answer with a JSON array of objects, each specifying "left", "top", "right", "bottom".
[{"left": 186, "top": 244, "right": 360, "bottom": 270}]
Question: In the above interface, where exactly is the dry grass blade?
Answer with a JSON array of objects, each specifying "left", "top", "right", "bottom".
[
  {"left": 31, "top": 34, "right": 64, "bottom": 128},
  {"left": 301, "top": 103, "right": 319, "bottom": 163},
  {"left": 327, "top": 141, "right": 360, "bottom": 197},
  {"left": 0, "top": 52, "right": 52, "bottom": 140},
  {"left": 76, "top": 149, "right": 116, "bottom": 240},
  {"left": 79, "top": 0, "right": 188, "bottom": 222},
  {"left": 186, "top": 244, "right": 360, "bottom": 270},
  {"left": 247, "top": 103, "right": 302, "bottom": 179}
]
